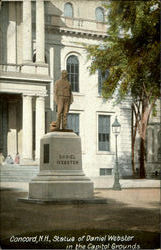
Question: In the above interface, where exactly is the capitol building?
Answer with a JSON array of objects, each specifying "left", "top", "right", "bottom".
[{"left": 0, "top": 0, "right": 160, "bottom": 182}]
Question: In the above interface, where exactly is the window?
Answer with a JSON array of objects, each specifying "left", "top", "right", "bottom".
[
  {"left": 67, "top": 113, "right": 79, "bottom": 135},
  {"left": 32, "top": 1, "right": 36, "bottom": 23},
  {"left": 67, "top": 55, "right": 79, "bottom": 92},
  {"left": 98, "top": 115, "right": 110, "bottom": 151},
  {"left": 33, "top": 53, "right": 48, "bottom": 63},
  {"left": 98, "top": 69, "right": 109, "bottom": 95},
  {"left": 64, "top": 2, "right": 73, "bottom": 18},
  {"left": 157, "top": 130, "right": 161, "bottom": 161},
  {"left": 45, "top": 111, "right": 48, "bottom": 134},
  {"left": 96, "top": 7, "right": 104, "bottom": 22},
  {"left": 100, "top": 168, "right": 112, "bottom": 176}
]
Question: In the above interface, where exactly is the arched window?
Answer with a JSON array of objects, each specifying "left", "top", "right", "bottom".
[
  {"left": 67, "top": 55, "right": 79, "bottom": 92},
  {"left": 64, "top": 2, "right": 73, "bottom": 18},
  {"left": 96, "top": 7, "right": 104, "bottom": 22}
]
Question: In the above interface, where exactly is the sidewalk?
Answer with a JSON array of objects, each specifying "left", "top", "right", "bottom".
[
  {"left": 0, "top": 178, "right": 160, "bottom": 191},
  {"left": 91, "top": 177, "right": 160, "bottom": 189},
  {"left": 1, "top": 164, "right": 160, "bottom": 189}
]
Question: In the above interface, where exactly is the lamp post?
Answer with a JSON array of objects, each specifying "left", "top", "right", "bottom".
[{"left": 112, "top": 116, "right": 121, "bottom": 190}]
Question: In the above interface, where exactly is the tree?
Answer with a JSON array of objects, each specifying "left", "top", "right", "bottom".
[{"left": 85, "top": 0, "right": 160, "bottom": 178}]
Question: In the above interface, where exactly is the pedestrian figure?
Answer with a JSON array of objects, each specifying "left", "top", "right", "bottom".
[
  {"left": 14, "top": 153, "right": 20, "bottom": 164},
  {"left": 0, "top": 152, "right": 5, "bottom": 166},
  {"left": 5, "top": 155, "right": 14, "bottom": 164}
]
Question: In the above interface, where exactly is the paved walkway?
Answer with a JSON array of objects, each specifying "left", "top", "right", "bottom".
[
  {"left": 0, "top": 178, "right": 160, "bottom": 191},
  {"left": 91, "top": 177, "right": 160, "bottom": 189}
]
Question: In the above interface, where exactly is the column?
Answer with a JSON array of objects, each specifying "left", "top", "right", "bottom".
[
  {"left": 36, "top": 0, "right": 45, "bottom": 63},
  {"left": 49, "top": 47, "right": 56, "bottom": 121},
  {"left": 35, "top": 96, "right": 45, "bottom": 160},
  {"left": 22, "top": 95, "right": 33, "bottom": 161},
  {"left": 23, "top": 0, "right": 32, "bottom": 62},
  {"left": 49, "top": 47, "right": 54, "bottom": 111}
]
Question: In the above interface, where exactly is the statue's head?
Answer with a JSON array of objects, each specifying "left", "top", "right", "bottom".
[{"left": 61, "top": 70, "right": 68, "bottom": 79}]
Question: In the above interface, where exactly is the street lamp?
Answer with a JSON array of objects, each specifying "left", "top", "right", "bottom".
[{"left": 112, "top": 116, "right": 121, "bottom": 190}]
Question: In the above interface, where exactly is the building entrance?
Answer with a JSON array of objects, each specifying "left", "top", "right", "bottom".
[
  {"left": 0, "top": 94, "right": 22, "bottom": 159},
  {"left": 0, "top": 95, "right": 8, "bottom": 157}
]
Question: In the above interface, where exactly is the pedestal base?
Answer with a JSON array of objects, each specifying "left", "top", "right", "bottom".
[
  {"left": 19, "top": 197, "right": 107, "bottom": 204},
  {"left": 29, "top": 182, "right": 93, "bottom": 199},
  {"left": 29, "top": 172, "right": 93, "bottom": 199}
]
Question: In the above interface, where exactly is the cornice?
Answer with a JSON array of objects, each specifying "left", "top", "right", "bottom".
[
  {"left": 0, "top": 71, "right": 52, "bottom": 83},
  {"left": 46, "top": 25, "right": 107, "bottom": 38}
]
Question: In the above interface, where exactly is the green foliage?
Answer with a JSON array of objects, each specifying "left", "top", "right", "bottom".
[{"left": 85, "top": 0, "right": 160, "bottom": 104}]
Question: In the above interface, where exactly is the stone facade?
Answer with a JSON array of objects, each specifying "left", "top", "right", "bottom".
[
  {"left": 0, "top": 0, "right": 159, "bottom": 181},
  {"left": 0, "top": 0, "right": 50, "bottom": 164}
]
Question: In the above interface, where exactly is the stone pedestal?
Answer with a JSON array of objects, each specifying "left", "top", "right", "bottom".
[{"left": 29, "top": 132, "right": 94, "bottom": 200}]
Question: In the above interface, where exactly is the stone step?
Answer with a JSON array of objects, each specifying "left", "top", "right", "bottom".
[
  {"left": 0, "top": 165, "right": 39, "bottom": 170},
  {"left": 1, "top": 169, "right": 38, "bottom": 171},
  {"left": 0, "top": 171, "right": 38, "bottom": 174},
  {"left": 1, "top": 174, "right": 37, "bottom": 178},
  {"left": 0, "top": 165, "right": 39, "bottom": 182},
  {"left": 0, "top": 177, "right": 38, "bottom": 182},
  {"left": 1, "top": 179, "right": 31, "bottom": 182}
]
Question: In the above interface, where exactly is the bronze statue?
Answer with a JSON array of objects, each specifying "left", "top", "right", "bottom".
[{"left": 50, "top": 70, "right": 73, "bottom": 131}]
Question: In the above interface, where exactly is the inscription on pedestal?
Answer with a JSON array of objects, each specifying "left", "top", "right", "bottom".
[
  {"left": 44, "top": 144, "right": 49, "bottom": 163},
  {"left": 56, "top": 154, "right": 79, "bottom": 166}
]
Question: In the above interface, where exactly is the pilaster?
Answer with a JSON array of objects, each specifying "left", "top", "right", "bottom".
[
  {"left": 36, "top": 0, "right": 45, "bottom": 64},
  {"left": 23, "top": 0, "right": 32, "bottom": 63},
  {"left": 7, "top": 2, "right": 16, "bottom": 64}
]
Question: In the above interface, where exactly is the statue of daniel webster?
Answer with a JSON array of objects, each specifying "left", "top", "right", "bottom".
[{"left": 52, "top": 70, "right": 73, "bottom": 130}]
